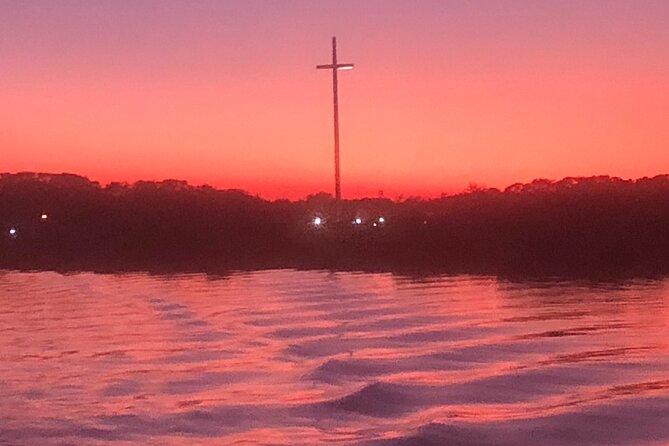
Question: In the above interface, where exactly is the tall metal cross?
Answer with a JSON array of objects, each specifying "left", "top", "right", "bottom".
[{"left": 317, "top": 36, "right": 353, "bottom": 202}]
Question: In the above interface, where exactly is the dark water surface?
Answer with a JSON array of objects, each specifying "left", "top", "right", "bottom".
[{"left": 1, "top": 270, "right": 668, "bottom": 445}]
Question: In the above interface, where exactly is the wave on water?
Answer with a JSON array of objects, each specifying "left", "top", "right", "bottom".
[{"left": 324, "top": 382, "right": 424, "bottom": 417}]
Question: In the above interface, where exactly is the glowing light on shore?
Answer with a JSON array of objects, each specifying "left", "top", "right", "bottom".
[
  {"left": 313, "top": 217, "right": 322, "bottom": 226},
  {"left": 41, "top": 213, "right": 48, "bottom": 221},
  {"left": 353, "top": 217, "right": 362, "bottom": 225},
  {"left": 8, "top": 228, "right": 17, "bottom": 237}
]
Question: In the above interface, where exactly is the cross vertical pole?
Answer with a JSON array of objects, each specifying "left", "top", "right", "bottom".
[
  {"left": 317, "top": 37, "right": 353, "bottom": 209},
  {"left": 332, "top": 37, "right": 341, "bottom": 202}
]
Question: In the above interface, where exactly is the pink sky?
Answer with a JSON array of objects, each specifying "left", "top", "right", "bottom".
[{"left": 1, "top": 0, "right": 668, "bottom": 199}]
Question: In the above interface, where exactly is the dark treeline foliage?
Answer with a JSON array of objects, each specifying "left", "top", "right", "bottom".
[{"left": 2, "top": 172, "right": 669, "bottom": 277}]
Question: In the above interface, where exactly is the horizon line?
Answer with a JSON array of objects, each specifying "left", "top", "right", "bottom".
[{"left": 3, "top": 170, "right": 669, "bottom": 202}]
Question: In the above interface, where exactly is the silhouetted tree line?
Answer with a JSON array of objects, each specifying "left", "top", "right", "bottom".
[{"left": 2, "top": 172, "right": 669, "bottom": 277}]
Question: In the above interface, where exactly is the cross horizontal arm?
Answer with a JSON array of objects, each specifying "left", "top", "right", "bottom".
[{"left": 316, "top": 63, "right": 354, "bottom": 70}]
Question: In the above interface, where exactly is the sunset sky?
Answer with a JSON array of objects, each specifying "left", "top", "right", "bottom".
[{"left": 1, "top": 0, "right": 668, "bottom": 199}]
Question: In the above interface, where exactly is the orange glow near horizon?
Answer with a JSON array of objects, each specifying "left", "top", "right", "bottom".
[{"left": 1, "top": 1, "right": 669, "bottom": 199}]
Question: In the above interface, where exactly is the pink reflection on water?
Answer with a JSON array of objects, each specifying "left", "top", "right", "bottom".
[{"left": 0, "top": 271, "right": 668, "bottom": 445}]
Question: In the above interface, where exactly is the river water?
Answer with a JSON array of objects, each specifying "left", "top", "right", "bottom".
[{"left": 1, "top": 270, "right": 668, "bottom": 445}]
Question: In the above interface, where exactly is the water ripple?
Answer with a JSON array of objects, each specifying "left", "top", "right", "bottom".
[{"left": 1, "top": 270, "right": 668, "bottom": 445}]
